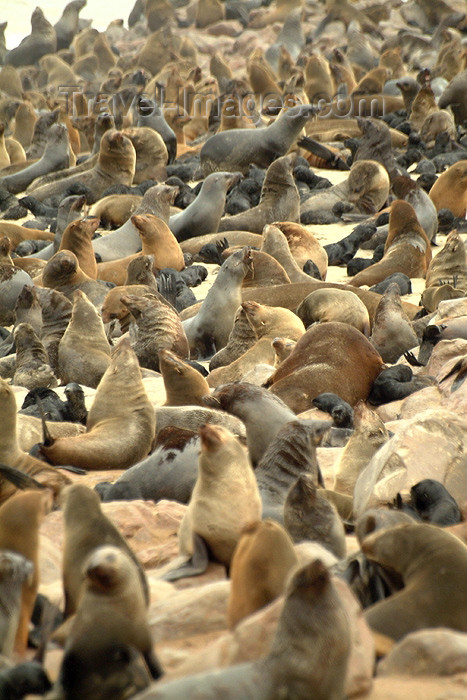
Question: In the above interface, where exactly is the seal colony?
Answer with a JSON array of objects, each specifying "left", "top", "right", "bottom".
[{"left": 0, "top": 0, "right": 467, "bottom": 698}]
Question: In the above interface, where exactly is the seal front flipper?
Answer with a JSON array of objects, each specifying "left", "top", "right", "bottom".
[
  {"left": 0, "top": 463, "right": 46, "bottom": 490},
  {"left": 160, "top": 533, "right": 210, "bottom": 581}
]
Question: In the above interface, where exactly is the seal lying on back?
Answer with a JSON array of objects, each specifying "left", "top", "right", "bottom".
[
  {"left": 200, "top": 104, "right": 316, "bottom": 175},
  {"left": 133, "top": 559, "right": 351, "bottom": 700}
]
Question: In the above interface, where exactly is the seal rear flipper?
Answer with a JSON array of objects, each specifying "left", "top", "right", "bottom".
[
  {"left": 0, "top": 463, "right": 46, "bottom": 490},
  {"left": 160, "top": 533, "right": 210, "bottom": 581},
  {"left": 144, "top": 648, "right": 164, "bottom": 680}
]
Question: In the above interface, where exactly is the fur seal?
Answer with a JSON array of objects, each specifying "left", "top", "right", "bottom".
[
  {"left": 183, "top": 247, "right": 252, "bottom": 359},
  {"left": 217, "top": 155, "right": 300, "bottom": 233},
  {"left": 54, "top": 0, "right": 87, "bottom": 50},
  {"left": 28, "top": 131, "right": 136, "bottom": 206},
  {"left": 41, "top": 250, "right": 111, "bottom": 309},
  {"left": 363, "top": 523, "right": 467, "bottom": 641},
  {"left": 0, "top": 489, "right": 51, "bottom": 656},
  {"left": 408, "top": 479, "right": 461, "bottom": 526},
  {"left": 133, "top": 559, "right": 351, "bottom": 700},
  {"left": 169, "top": 172, "right": 241, "bottom": 242},
  {"left": 429, "top": 160, "right": 467, "bottom": 217},
  {"left": 424, "top": 229, "right": 467, "bottom": 292},
  {"left": 296, "top": 288, "right": 370, "bottom": 336},
  {"left": 58, "top": 290, "right": 111, "bottom": 389},
  {"left": 369, "top": 283, "right": 418, "bottom": 363},
  {"left": 0, "top": 124, "right": 73, "bottom": 195},
  {"left": 312, "top": 393, "right": 354, "bottom": 428},
  {"left": 40, "top": 340, "right": 155, "bottom": 470},
  {"left": 284, "top": 474, "right": 346, "bottom": 558},
  {"left": 272, "top": 220, "right": 328, "bottom": 278},
  {"left": 209, "top": 305, "right": 258, "bottom": 371},
  {"left": 265, "top": 321, "right": 384, "bottom": 412},
  {"left": 260, "top": 224, "right": 314, "bottom": 284},
  {"left": 368, "top": 364, "right": 435, "bottom": 405},
  {"left": 54, "top": 545, "right": 162, "bottom": 699},
  {"left": 255, "top": 419, "right": 329, "bottom": 522},
  {"left": 333, "top": 401, "right": 389, "bottom": 495},
  {"left": 0, "top": 551, "right": 34, "bottom": 659},
  {"left": 123, "top": 126, "right": 167, "bottom": 184},
  {"left": 171, "top": 424, "right": 261, "bottom": 577},
  {"left": 5, "top": 7, "right": 57, "bottom": 67},
  {"left": 438, "top": 69, "right": 467, "bottom": 127},
  {"left": 58, "top": 217, "right": 100, "bottom": 280},
  {"left": 200, "top": 104, "right": 316, "bottom": 175},
  {"left": 61, "top": 483, "right": 149, "bottom": 618},
  {"left": 89, "top": 194, "right": 142, "bottom": 229},
  {"left": 159, "top": 349, "right": 210, "bottom": 406},
  {"left": 203, "top": 382, "right": 296, "bottom": 466},
  {"left": 132, "top": 214, "right": 185, "bottom": 272},
  {"left": 35, "top": 287, "right": 72, "bottom": 376},
  {"left": 12, "top": 323, "right": 57, "bottom": 391},
  {"left": 300, "top": 160, "right": 390, "bottom": 224},
  {"left": 92, "top": 184, "right": 177, "bottom": 262},
  {"left": 121, "top": 293, "right": 189, "bottom": 371},
  {"left": 227, "top": 520, "right": 298, "bottom": 629},
  {"left": 0, "top": 378, "right": 71, "bottom": 503},
  {"left": 349, "top": 200, "right": 432, "bottom": 287}
]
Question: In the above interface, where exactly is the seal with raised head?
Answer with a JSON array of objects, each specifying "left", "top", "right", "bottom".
[
  {"left": 217, "top": 155, "right": 300, "bottom": 234},
  {"left": 227, "top": 519, "right": 298, "bottom": 630},
  {"left": 13, "top": 322, "right": 57, "bottom": 391},
  {"left": 58, "top": 217, "right": 100, "bottom": 280},
  {"left": 369, "top": 283, "right": 418, "bottom": 363},
  {"left": 168, "top": 424, "right": 262, "bottom": 578},
  {"left": 54, "top": 545, "right": 162, "bottom": 699},
  {"left": 28, "top": 130, "right": 136, "bottom": 206},
  {"left": 200, "top": 104, "right": 316, "bottom": 175},
  {"left": 41, "top": 250, "right": 111, "bottom": 308},
  {"left": 284, "top": 473, "right": 347, "bottom": 558},
  {"left": 265, "top": 321, "right": 384, "bottom": 412},
  {"left": 40, "top": 340, "right": 155, "bottom": 470},
  {"left": 363, "top": 523, "right": 467, "bottom": 641},
  {"left": 4, "top": 7, "right": 57, "bottom": 67},
  {"left": 349, "top": 200, "right": 432, "bottom": 288},
  {"left": 61, "top": 483, "right": 149, "bottom": 618},
  {"left": 58, "top": 290, "right": 111, "bottom": 389},
  {"left": 132, "top": 559, "right": 351, "bottom": 700},
  {"left": 159, "top": 349, "right": 210, "bottom": 406}
]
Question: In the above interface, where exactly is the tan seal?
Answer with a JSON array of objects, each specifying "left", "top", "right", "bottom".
[
  {"left": 58, "top": 289, "right": 111, "bottom": 388},
  {"left": 40, "top": 340, "right": 156, "bottom": 470},
  {"left": 429, "top": 160, "right": 467, "bottom": 217},
  {"left": 349, "top": 200, "right": 432, "bottom": 287},
  {"left": 61, "top": 483, "right": 149, "bottom": 618},
  {"left": 424, "top": 229, "right": 467, "bottom": 291},
  {"left": 296, "top": 287, "right": 371, "bottom": 335},
  {"left": 227, "top": 519, "right": 298, "bottom": 630},
  {"left": 58, "top": 217, "right": 100, "bottom": 280},
  {"left": 159, "top": 349, "right": 210, "bottom": 406},
  {"left": 369, "top": 283, "right": 418, "bottom": 363},
  {"left": 0, "top": 489, "right": 52, "bottom": 656},
  {"left": 363, "top": 523, "right": 467, "bottom": 641},
  {"left": 13, "top": 322, "right": 57, "bottom": 390},
  {"left": 273, "top": 220, "right": 328, "bottom": 278}
]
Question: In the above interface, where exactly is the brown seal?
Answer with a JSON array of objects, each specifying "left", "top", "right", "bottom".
[
  {"left": 54, "top": 545, "right": 162, "bottom": 698},
  {"left": 35, "top": 287, "right": 72, "bottom": 376},
  {"left": 40, "top": 340, "right": 156, "bottom": 470},
  {"left": 61, "top": 483, "right": 149, "bottom": 618},
  {"left": 176, "top": 424, "right": 262, "bottom": 572},
  {"left": 265, "top": 321, "right": 384, "bottom": 412},
  {"left": 333, "top": 401, "right": 389, "bottom": 495},
  {"left": 0, "top": 489, "right": 52, "bottom": 656},
  {"left": 207, "top": 301, "right": 305, "bottom": 387},
  {"left": 121, "top": 293, "right": 189, "bottom": 371},
  {"left": 101, "top": 284, "right": 156, "bottom": 332},
  {"left": 296, "top": 288, "right": 370, "bottom": 335},
  {"left": 13, "top": 322, "right": 57, "bottom": 391},
  {"left": 272, "top": 337, "right": 297, "bottom": 366},
  {"left": 123, "top": 126, "right": 167, "bottom": 183},
  {"left": 0, "top": 378, "right": 71, "bottom": 503},
  {"left": 349, "top": 200, "right": 432, "bottom": 287},
  {"left": 58, "top": 290, "right": 111, "bottom": 389},
  {"left": 362, "top": 523, "right": 467, "bottom": 641},
  {"left": 283, "top": 474, "right": 346, "bottom": 558},
  {"left": 369, "top": 283, "right": 418, "bottom": 363},
  {"left": 429, "top": 160, "right": 467, "bottom": 217},
  {"left": 217, "top": 155, "right": 300, "bottom": 233},
  {"left": 135, "top": 558, "right": 351, "bottom": 700},
  {"left": 58, "top": 217, "right": 100, "bottom": 279},
  {"left": 0, "top": 222, "right": 54, "bottom": 249},
  {"left": 227, "top": 520, "right": 298, "bottom": 630},
  {"left": 132, "top": 214, "right": 185, "bottom": 271},
  {"left": 159, "top": 349, "right": 210, "bottom": 406},
  {"left": 183, "top": 247, "right": 252, "bottom": 359},
  {"left": 181, "top": 232, "right": 262, "bottom": 257},
  {"left": 0, "top": 550, "right": 33, "bottom": 658},
  {"left": 208, "top": 305, "right": 258, "bottom": 371},
  {"left": 272, "top": 221, "right": 328, "bottom": 278},
  {"left": 242, "top": 249, "right": 291, "bottom": 287},
  {"left": 13, "top": 101, "right": 36, "bottom": 148},
  {"left": 409, "top": 86, "right": 438, "bottom": 133},
  {"left": 41, "top": 250, "right": 111, "bottom": 308},
  {"left": 28, "top": 130, "right": 136, "bottom": 205}
]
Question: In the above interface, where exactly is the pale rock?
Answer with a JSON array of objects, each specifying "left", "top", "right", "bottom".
[
  {"left": 367, "top": 674, "right": 467, "bottom": 699},
  {"left": 398, "top": 386, "right": 445, "bottom": 418},
  {"left": 434, "top": 297, "right": 467, "bottom": 321},
  {"left": 378, "top": 628, "right": 467, "bottom": 677},
  {"left": 425, "top": 339, "right": 467, "bottom": 378},
  {"left": 353, "top": 409, "right": 467, "bottom": 517}
]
